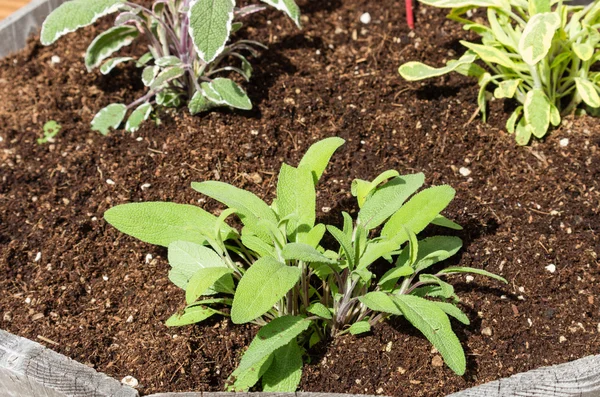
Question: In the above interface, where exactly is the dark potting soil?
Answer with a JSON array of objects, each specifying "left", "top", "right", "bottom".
[{"left": 0, "top": 0, "right": 599, "bottom": 395}]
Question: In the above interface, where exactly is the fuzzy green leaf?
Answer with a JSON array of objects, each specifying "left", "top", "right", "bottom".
[
  {"left": 358, "top": 174, "right": 425, "bottom": 231},
  {"left": 189, "top": 91, "right": 217, "bottom": 115},
  {"left": 277, "top": 164, "right": 315, "bottom": 238},
  {"left": 493, "top": 79, "right": 522, "bottom": 99},
  {"left": 282, "top": 243, "right": 337, "bottom": 264},
  {"left": 432, "top": 302, "right": 470, "bottom": 325},
  {"left": 208, "top": 78, "right": 252, "bottom": 110},
  {"left": 506, "top": 106, "right": 523, "bottom": 134},
  {"left": 168, "top": 241, "right": 234, "bottom": 293},
  {"left": 104, "top": 202, "right": 235, "bottom": 247},
  {"left": 307, "top": 302, "right": 332, "bottom": 319},
  {"left": 189, "top": 0, "right": 235, "bottom": 63},
  {"left": 142, "top": 65, "right": 159, "bottom": 86},
  {"left": 438, "top": 266, "right": 508, "bottom": 283},
  {"left": 231, "top": 258, "right": 301, "bottom": 323},
  {"left": 352, "top": 170, "right": 401, "bottom": 207},
  {"left": 228, "top": 316, "right": 311, "bottom": 391},
  {"left": 41, "top": 0, "right": 125, "bottom": 45},
  {"left": 358, "top": 291, "right": 403, "bottom": 315},
  {"left": 413, "top": 236, "right": 463, "bottom": 273},
  {"left": 394, "top": 295, "right": 466, "bottom": 375},
  {"left": 262, "top": 340, "right": 304, "bottom": 392},
  {"left": 91, "top": 103, "right": 126, "bottom": 135},
  {"left": 85, "top": 26, "right": 138, "bottom": 71},
  {"left": 518, "top": 12, "right": 560, "bottom": 65},
  {"left": 348, "top": 321, "right": 371, "bottom": 335},
  {"left": 150, "top": 66, "right": 185, "bottom": 90},
  {"left": 381, "top": 185, "right": 456, "bottom": 242},
  {"left": 515, "top": 117, "right": 532, "bottom": 145},
  {"left": 125, "top": 103, "right": 152, "bottom": 133},
  {"left": 461, "top": 41, "right": 518, "bottom": 70},
  {"left": 165, "top": 305, "right": 217, "bottom": 327},
  {"left": 327, "top": 225, "right": 355, "bottom": 269},
  {"left": 297, "top": 137, "right": 345, "bottom": 185},
  {"left": 186, "top": 267, "right": 234, "bottom": 304},
  {"left": 431, "top": 215, "right": 463, "bottom": 230}
]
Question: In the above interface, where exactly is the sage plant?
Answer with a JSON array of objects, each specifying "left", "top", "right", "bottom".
[{"left": 41, "top": 0, "right": 301, "bottom": 134}]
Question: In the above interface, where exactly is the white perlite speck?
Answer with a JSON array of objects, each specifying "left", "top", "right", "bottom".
[
  {"left": 141, "top": 183, "right": 151, "bottom": 190},
  {"left": 465, "top": 275, "right": 474, "bottom": 283},
  {"left": 559, "top": 138, "right": 569, "bottom": 147},
  {"left": 106, "top": 179, "right": 115, "bottom": 185},
  {"left": 559, "top": 336, "right": 567, "bottom": 343},
  {"left": 34, "top": 252, "right": 42, "bottom": 262},
  {"left": 360, "top": 12, "right": 371, "bottom": 24},
  {"left": 459, "top": 167, "right": 472, "bottom": 177},
  {"left": 545, "top": 264, "right": 556, "bottom": 273},
  {"left": 51, "top": 55, "right": 61, "bottom": 64},
  {"left": 145, "top": 254, "right": 153, "bottom": 264},
  {"left": 121, "top": 376, "right": 139, "bottom": 388}
]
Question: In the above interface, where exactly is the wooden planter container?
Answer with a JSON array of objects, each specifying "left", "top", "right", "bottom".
[{"left": 1, "top": 1, "right": 599, "bottom": 396}]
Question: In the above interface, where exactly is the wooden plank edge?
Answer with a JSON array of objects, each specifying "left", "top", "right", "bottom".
[
  {"left": 0, "top": 329, "right": 139, "bottom": 397},
  {"left": 448, "top": 354, "right": 600, "bottom": 397},
  {"left": 0, "top": 0, "right": 66, "bottom": 58},
  {"left": 146, "top": 394, "right": 381, "bottom": 397}
]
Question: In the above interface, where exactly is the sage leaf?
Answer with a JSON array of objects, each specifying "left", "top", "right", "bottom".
[
  {"left": 282, "top": 243, "right": 337, "bottom": 264},
  {"left": 433, "top": 302, "right": 470, "bottom": 325},
  {"left": 186, "top": 267, "right": 234, "bottom": 304},
  {"left": 188, "top": 91, "right": 217, "bottom": 115},
  {"left": 518, "top": 12, "right": 560, "bottom": 65},
  {"left": 41, "top": 0, "right": 125, "bottom": 45},
  {"left": 398, "top": 53, "right": 477, "bottom": 81},
  {"left": 150, "top": 66, "right": 186, "bottom": 90},
  {"left": 262, "top": 340, "right": 304, "bottom": 392},
  {"left": 277, "top": 164, "right": 315, "bottom": 237},
  {"left": 573, "top": 42, "right": 594, "bottom": 61},
  {"left": 230, "top": 257, "right": 301, "bottom": 323},
  {"left": 493, "top": 79, "right": 522, "bottom": 99},
  {"left": 524, "top": 89, "right": 551, "bottom": 138},
  {"left": 228, "top": 316, "right": 311, "bottom": 391},
  {"left": 431, "top": 215, "right": 463, "bottom": 230},
  {"left": 413, "top": 236, "right": 463, "bottom": 273},
  {"left": 142, "top": 65, "right": 159, "bottom": 86},
  {"left": 394, "top": 294, "right": 466, "bottom": 375},
  {"left": 125, "top": 102, "right": 152, "bottom": 133},
  {"left": 348, "top": 321, "right": 371, "bottom": 335},
  {"left": 297, "top": 137, "right": 345, "bottom": 185},
  {"left": 209, "top": 78, "right": 252, "bottom": 110},
  {"left": 85, "top": 26, "right": 139, "bottom": 71},
  {"left": 100, "top": 56, "right": 133, "bottom": 75},
  {"left": 104, "top": 202, "right": 235, "bottom": 247},
  {"left": 165, "top": 305, "right": 217, "bottom": 327},
  {"left": 307, "top": 302, "right": 332, "bottom": 319},
  {"left": 188, "top": 0, "right": 235, "bottom": 63},
  {"left": 438, "top": 266, "right": 508, "bottom": 283},
  {"left": 358, "top": 291, "right": 403, "bottom": 315},
  {"left": 574, "top": 77, "right": 600, "bottom": 108},
  {"left": 91, "top": 103, "right": 126, "bottom": 135},
  {"left": 461, "top": 41, "right": 518, "bottom": 70},
  {"left": 260, "top": 0, "right": 301, "bottom": 27}
]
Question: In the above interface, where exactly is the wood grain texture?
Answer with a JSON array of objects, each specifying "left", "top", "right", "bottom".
[
  {"left": 0, "top": 0, "right": 66, "bottom": 58},
  {"left": 0, "top": 329, "right": 139, "bottom": 397},
  {"left": 0, "top": 0, "right": 31, "bottom": 20},
  {"left": 448, "top": 354, "right": 600, "bottom": 397}
]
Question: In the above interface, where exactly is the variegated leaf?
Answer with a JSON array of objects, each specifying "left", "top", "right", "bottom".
[
  {"left": 399, "top": 53, "right": 477, "bottom": 81},
  {"left": 518, "top": 12, "right": 560, "bottom": 65},
  {"left": 85, "top": 26, "right": 139, "bottom": 71},
  {"left": 524, "top": 89, "right": 551, "bottom": 138},
  {"left": 574, "top": 78, "right": 600, "bottom": 108},
  {"left": 493, "top": 79, "right": 522, "bottom": 99}
]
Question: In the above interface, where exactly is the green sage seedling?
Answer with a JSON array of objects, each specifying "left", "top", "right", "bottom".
[
  {"left": 104, "top": 137, "right": 506, "bottom": 391},
  {"left": 37, "top": 120, "right": 62, "bottom": 144},
  {"left": 399, "top": 0, "right": 600, "bottom": 145},
  {"left": 41, "top": 0, "right": 301, "bottom": 135}
]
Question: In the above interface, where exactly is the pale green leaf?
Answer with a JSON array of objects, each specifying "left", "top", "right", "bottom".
[
  {"left": 155, "top": 56, "right": 183, "bottom": 67},
  {"left": 297, "top": 137, "right": 345, "bottom": 185},
  {"left": 550, "top": 103, "right": 561, "bottom": 127},
  {"left": 168, "top": 241, "right": 234, "bottom": 293},
  {"left": 461, "top": 41, "right": 518, "bottom": 69},
  {"left": 358, "top": 291, "right": 403, "bottom": 315},
  {"left": 573, "top": 42, "right": 594, "bottom": 61},
  {"left": 574, "top": 77, "right": 600, "bottom": 108},
  {"left": 413, "top": 236, "right": 463, "bottom": 273},
  {"left": 189, "top": 90, "right": 217, "bottom": 115},
  {"left": 91, "top": 103, "right": 126, "bottom": 135},
  {"left": 186, "top": 267, "right": 234, "bottom": 304},
  {"left": 142, "top": 65, "right": 159, "bottom": 86},
  {"left": 41, "top": 0, "right": 125, "bottom": 45},
  {"left": 165, "top": 305, "right": 217, "bottom": 326},
  {"left": 418, "top": 274, "right": 455, "bottom": 298},
  {"left": 189, "top": 0, "right": 235, "bottom": 63},
  {"left": 358, "top": 174, "right": 425, "bottom": 231},
  {"left": 209, "top": 78, "right": 252, "bottom": 110},
  {"left": 241, "top": 233, "right": 275, "bottom": 258},
  {"left": 515, "top": 117, "right": 532, "bottom": 145},
  {"left": 529, "top": 0, "right": 550, "bottom": 14},
  {"left": 231, "top": 257, "right": 301, "bottom": 323},
  {"left": 300, "top": 223, "right": 326, "bottom": 248},
  {"left": 518, "top": 12, "right": 560, "bottom": 65},
  {"left": 104, "top": 202, "right": 235, "bottom": 247},
  {"left": 125, "top": 103, "right": 152, "bottom": 133},
  {"left": 228, "top": 316, "right": 311, "bottom": 391},
  {"left": 399, "top": 53, "right": 477, "bottom": 81},
  {"left": 307, "top": 302, "right": 332, "bottom": 319},
  {"left": 262, "top": 340, "right": 304, "bottom": 392},
  {"left": 432, "top": 302, "right": 470, "bottom": 325},
  {"left": 327, "top": 225, "right": 355, "bottom": 269},
  {"left": 282, "top": 243, "right": 337, "bottom": 264},
  {"left": 348, "top": 321, "right": 371, "bottom": 335},
  {"left": 418, "top": 0, "right": 501, "bottom": 7},
  {"left": 351, "top": 170, "right": 401, "bottom": 207},
  {"left": 506, "top": 106, "right": 523, "bottom": 134},
  {"left": 85, "top": 26, "right": 138, "bottom": 71},
  {"left": 379, "top": 263, "right": 414, "bottom": 290},
  {"left": 277, "top": 164, "right": 315, "bottom": 238},
  {"left": 229, "top": 352, "right": 273, "bottom": 392},
  {"left": 394, "top": 295, "right": 466, "bottom": 375},
  {"left": 524, "top": 89, "right": 551, "bottom": 138},
  {"left": 431, "top": 215, "right": 463, "bottom": 230},
  {"left": 381, "top": 185, "right": 456, "bottom": 242},
  {"left": 438, "top": 266, "right": 508, "bottom": 283}
]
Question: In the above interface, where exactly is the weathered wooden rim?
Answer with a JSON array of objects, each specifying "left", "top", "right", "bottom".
[{"left": 2, "top": 1, "right": 600, "bottom": 396}]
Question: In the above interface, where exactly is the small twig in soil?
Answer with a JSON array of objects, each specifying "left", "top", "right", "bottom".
[{"left": 37, "top": 335, "right": 59, "bottom": 346}]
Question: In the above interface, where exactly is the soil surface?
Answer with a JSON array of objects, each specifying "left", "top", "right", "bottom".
[{"left": 1, "top": 0, "right": 599, "bottom": 396}]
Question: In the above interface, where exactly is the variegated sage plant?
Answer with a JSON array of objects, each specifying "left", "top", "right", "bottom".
[
  {"left": 41, "top": 0, "right": 301, "bottom": 134},
  {"left": 399, "top": 0, "right": 600, "bottom": 145}
]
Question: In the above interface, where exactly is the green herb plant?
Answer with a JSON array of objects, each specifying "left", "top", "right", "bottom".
[
  {"left": 41, "top": 0, "right": 301, "bottom": 135},
  {"left": 104, "top": 137, "right": 506, "bottom": 391},
  {"left": 399, "top": 0, "right": 600, "bottom": 145},
  {"left": 37, "top": 120, "right": 62, "bottom": 144}
]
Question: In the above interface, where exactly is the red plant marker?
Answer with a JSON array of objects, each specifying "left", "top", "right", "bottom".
[{"left": 406, "top": 0, "right": 415, "bottom": 29}]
